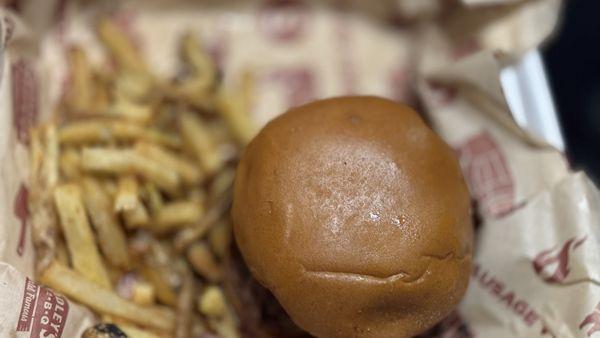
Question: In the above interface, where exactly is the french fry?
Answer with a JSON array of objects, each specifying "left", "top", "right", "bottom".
[
  {"left": 153, "top": 200, "right": 204, "bottom": 231},
  {"left": 174, "top": 195, "right": 230, "bottom": 251},
  {"left": 81, "top": 147, "right": 180, "bottom": 193},
  {"left": 139, "top": 265, "right": 177, "bottom": 307},
  {"left": 175, "top": 274, "right": 197, "bottom": 338},
  {"left": 97, "top": 18, "right": 147, "bottom": 74},
  {"left": 67, "top": 46, "right": 93, "bottom": 113},
  {"left": 43, "top": 123, "right": 60, "bottom": 188},
  {"left": 216, "top": 89, "right": 256, "bottom": 145},
  {"left": 135, "top": 142, "right": 203, "bottom": 185},
  {"left": 208, "top": 220, "right": 232, "bottom": 259},
  {"left": 59, "top": 148, "right": 81, "bottom": 180},
  {"left": 142, "top": 182, "right": 164, "bottom": 215},
  {"left": 208, "top": 167, "right": 235, "bottom": 203},
  {"left": 124, "top": 203, "right": 151, "bottom": 229},
  {"left": 53, "top": 183, "right": 111, "bottom": 288},
  {"left": 187, "top": 242, "right": 221, "bottom": 282},
  {"left": 55, "top": 236, "right": 70, "bottom": 266},
  {"left": 181, "top": 32, "right": 216, "bottom": 89},
  {"left": 198, "top": 285, "right": 226, "bottom": 318},
  {"left": 115, "top": 176, "right": 140, "bottom": 212},
  {"left": 132, "top": 280, "right": 156, "bottom": 306},
  {"left": 40, "top": 261, "right": 175, "bottom": 331},
  {"left": 29, "top": 125, "right": 59, "bottom": 274},
  {"left": 179, "top": 112, "right": 223, "bottom": 176},
  {"left": 114, "top": 71, "right": 154, "bottom": 102},
  {"left": 81, "top": 177, "right": 131, "bottom": 268},
  {"left": 108, "top": 98, "right": 153, "bottom": 124}
]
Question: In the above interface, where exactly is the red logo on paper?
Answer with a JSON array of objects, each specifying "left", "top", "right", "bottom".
[
  {"left": 266, "top": 67, "right": 316, "bottom": 107},
  {"left": 11, "top": 59, "right": 39, "bottom": 145},
  {"left": 580, "top": 302, "right": 600, "bottom": 337},
  {"left": 457, "top": 132, "right": 515, "bottom": 217},
  {"left": 532, "top": 235, "right": 587, "bottom": 284},
  {"left": 16, "top": 278, "right": 70, "bottom": 337},
  {"left": 427, "top": 80, "right": 458, "bottom": 106},
  {"left": 258, "top": 0, "right": 309, "bottom": 43},
  {"left": 13, "top": 184, "right": 28, "bottom": 256}
]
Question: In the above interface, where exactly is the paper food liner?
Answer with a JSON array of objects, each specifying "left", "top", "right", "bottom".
[{"left": 1, "top": 0, "right": 598, "bottom": 337}]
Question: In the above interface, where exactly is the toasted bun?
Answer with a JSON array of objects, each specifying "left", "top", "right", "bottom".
[{"left": 232, "top": 96, "right": 473, "bottom": 338}]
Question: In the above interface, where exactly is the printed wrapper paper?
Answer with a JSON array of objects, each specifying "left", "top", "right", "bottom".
[{"left": 0, "top": 0, "right": 598, "bottom": 337}]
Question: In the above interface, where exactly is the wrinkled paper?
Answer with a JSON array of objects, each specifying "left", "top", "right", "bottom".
[{"left": 1, "top": 0, "right": 598, "bottom": 337}]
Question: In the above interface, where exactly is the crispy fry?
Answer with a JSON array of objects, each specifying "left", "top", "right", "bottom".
[
  {"left": 53, "top": 183, "right": 111, "bottom": 288},
  {"left": 139, "top": 265, "right": 177, "bottom": 307},
  {"left": 198, "top": 285, "right": 226, "bottom": 318},
  {"left": 108, "top": 98, "right": 153, "bottom": 124},
  {"left": 181, "top": 32, "right": 216, "bottom": 89},
  {"left": 179, "top": 112, "right": 223, "bottom": 176},
  {"left": 216, "top": 89, "right": 256, "bottom": 145},
  {"left": 115, "top": 176, "right": 141, "bottom": 212},
  {"left": 59, "top": 148, "right": 81, "bottom": 180},
  {"left": 81, "top": 148, "right": 180, "bottom": 192},
  {"left": 175, "top": 274, "right": 197, "bottom": 338},
  {"left": 174, "top": 194, "right": 230, "bottom": 251},
  {"left": 208, "top": 220, "right": 232, "bottom": 259},
  {"left": 153, "top": 200, "right": 204, "bottom": 230},
  {"left": 59, "top": 120, "right": 181, "bottom": 148},
  {"left": 141, "top": 182, "right": 163, "bottom": 215},
  {"left": 81, "top": 177, "right": 130, "bottom": 268},
  {"left": 67, "top": 46, "right": 94, "bottom": 113},
  {"left": 208, "top": 167, "right": 235, "bottom": 203},
  {"left": 97, "top": 18, "right": 147, "bottom": 74},
  {"left": 132, "top": 281, "right": 156, "bottom": 306},
  {"left": 29, "top": 125, "right": 59, "bottom": 274},
  {"left": 187, "top": 242, "right": 221, "bottom": 282},
  {"left": 43, "top": 123, "right": 60, "bottom": 188},
  {"left": 114, "top": 71, "right": 154, "bottom": 102},
  {"left": 124, "top": 203, "right": 151, "bottom": 229},
  {"left": 40, "top": 261, "right": 175, "bottom": 331},
  {"left": 55, "top": 236, "right": 70, "bottom": 266},
  {"left": 135, "top": 142, "right": 203, "bottom": 185}
]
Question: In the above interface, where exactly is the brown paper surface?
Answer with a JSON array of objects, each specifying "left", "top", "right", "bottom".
[{"left": 1, "top": 1, "right": 598, "bottom": 337}]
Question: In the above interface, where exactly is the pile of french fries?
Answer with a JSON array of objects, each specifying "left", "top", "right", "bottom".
[{"left": 29, "top": 17, "right": 256, "bottom": 338}]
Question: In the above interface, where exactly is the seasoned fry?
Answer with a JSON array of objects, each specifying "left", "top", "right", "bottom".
[
  {"left": 81, "top": 148, "right": 180, "bottom": 192},
  {"left": 81, "top": 177, "right": 130, "bottom": 268},
  {"left": 59, "top": 148, "right": 81, "bottom": 180},
  {"left": 175, "top": 274, "right": 197, "bottom": 338},
  {"left": 153, "top": 200, "right": 204, "bottom": 230},
  {"left": 40, "top": 261, "right": 175, "bottom": 331},
  {"left": 53, "top": 183, "right": 111, "bottom": 288},
  {"left": 198, "top": 285, "right": 226, "bottom": 318},
  {"left": 115, "top": 176, "right": 141, "bottom": 212},
  {"left": 179, "top": 112, "right": 223, "bottom": 176},
  {"left": 135, "top": 142, "right": 203, "bottom": 185},
  {"left": 187, "top": 242, "right": 221, "bottom": 282},
  {"left": 97, "top": 18, "right": 147, "bottom": 74}
]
